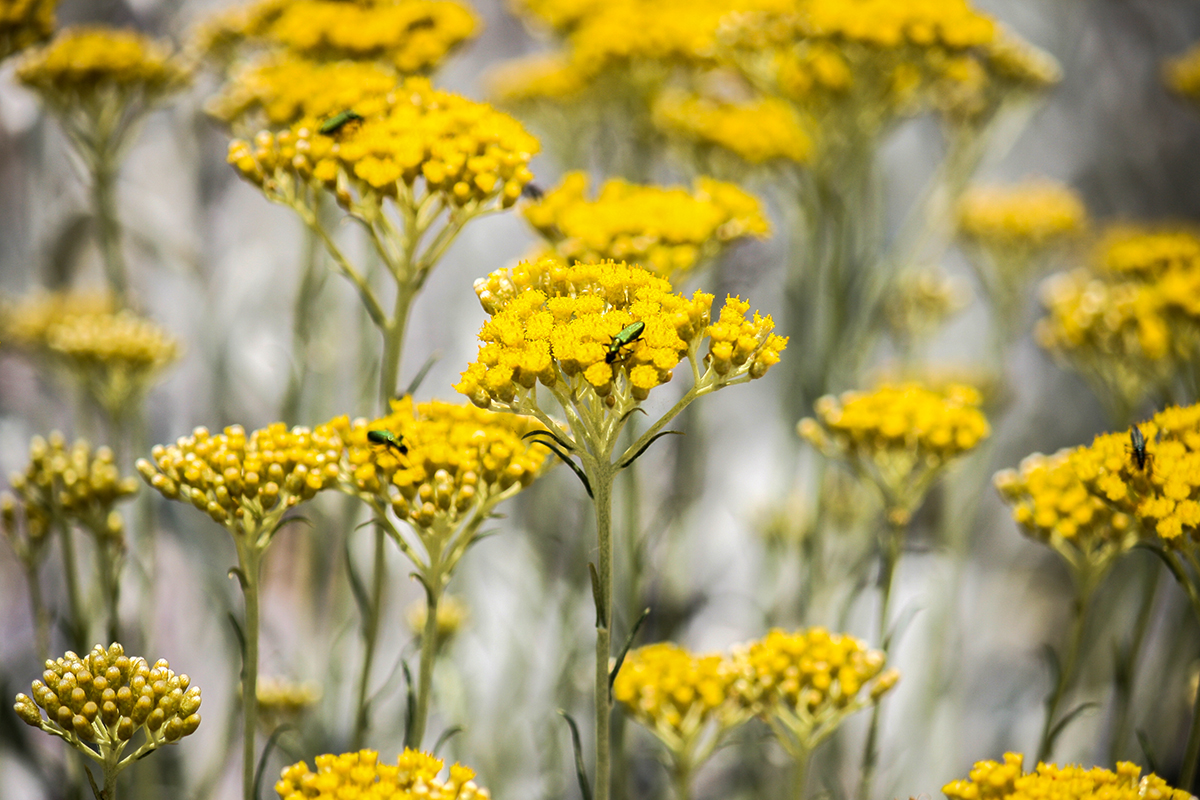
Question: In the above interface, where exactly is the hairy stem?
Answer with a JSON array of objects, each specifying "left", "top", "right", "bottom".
[
  {"left": 351, "top": 527, "right": 387, "bottom": 750},
  {"left": 59, "top": 522, "right": 87, "bottom": 648},
  {"left": 592, "top": 464, "right": 615, "bottom": 800},
  {"left": 1036, "top": 584, "right": 1091, "bottom": 762},
  {"left": 91, "top": 146, "right": 128, "bottom": 306},
  {"left": 236, "top": 543, "right": 263, "bottom": 800},
  {"left": 411, "top": 585, "right": 441, "bottom": 748},
  {"left": 858, "top": 517, "right": 903, "bottom": 800}
]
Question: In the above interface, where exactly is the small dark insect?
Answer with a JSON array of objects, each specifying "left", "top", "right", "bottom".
[
  {"left": 521, "top": 182, "right": 544, "bottom": 201},
  {"left": 367, "top": 429, "right": 407, "bottom": 456},
  {"left": 605, "top": 321, "right": 645, "bottom": 364},
  {"left": 318, "top": 110, "right": 364, "bottom": 136},
  {"left": 1128, "top": 424, "right": 1150, "bottom": 472}
]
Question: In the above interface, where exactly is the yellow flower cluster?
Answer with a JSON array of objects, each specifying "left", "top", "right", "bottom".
[
  {"left": 613, "top": 642, "right": 746, "bottom": 749},
  {"left": 14, "top": 643, "right": 201, "bottom": 750},
  {"left": 257, "top": 677, "right": 321, "bottom": 716},
  {"left": 522, "top": 172, "right": 769, "bottom": 279},
  {"left": 0, "top": 0, "right": 54, "bottom": 62},
  {"left": 958, "top": 180, "right": 1087, "bottom": 251},
  {"left": 1069, "top": 405, "right": 1200, "bottom": 544},
  {"left": 652, "top": 91, "right": 812, "bottom": 167},
  {"left": 457, "top": 257, "right": 786, "bottom": 410},
  {"left": 5, "top": 432, "right": 138, "bottom": 543},
  {"left": 486, "top": 53, "right": 592, "bottom": 105},
  {"left": 1096, "top": 226, "right": 1200, "bottom": 280},
  {"left": 799, "top": 384, "right": 990, "bottom": 522},
  {"left": 330, "top": 396, "right": 549, "bottom": 533},
  {"left": 1165, "top": 43, "right": 1200, "bottom": 105},
  {"left": 46, "top": 309, "right": 179, "bottom": 380},
  {"left": 208, "top": 56, "right": 399, "bottom": 129},
  {"left": 275, "top": 749, "right": 488, "bottom": 800},
  {"left": 136, "top": 422, "right": 343, "bottom": 532},
  {"left": 1, "top": 291, "right": 116, "bottom": 349},
  {"left": 942, "top": 752, "right": 1191, "bottom": 800},
  {"left": 196, "top": 0, "right": 478, "bottom": 76},
  {"left": 883, "top": 266, "right": 970, "bottom": 343},
  {"left": 228, "top": 77, "right": 538, "bottom": 211},
  {"left": 994, "top": 450, "right": 1134, "bottom": 573},
  {"left": 406, "top": 594, "right": 468, "bottom": 640},
  {"left": 16, "top": 26, "right": 190, "bottom": 110},
  {"left": 733, "top": 627, "right": 899, "bottom": 751}
]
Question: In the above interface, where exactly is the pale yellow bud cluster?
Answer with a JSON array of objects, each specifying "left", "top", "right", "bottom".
[
  {"left": 958, "top": 180, "right": 1087, "bottom": 253},
  {"left": 652, "top": 91, "right": 812, "bottom": 168},
  {"left": 257, "top": 677, "right": 322, "bottom": 716},
  {"left": 45, "top": 310, "right": 180, "bottom": 384},
  {"left": 275, "top": 749, "right": 489, "bottom": 800},
  {"left": 0, "top": 0, "right": 55, "bottom": 62},
  {"left": 943, "top": 752, "right": 1191, "bottom": 800},
  {"left": 883, "top": 265, "right": 970, "bottom": 343},
  {"left": 136, "top": 422, "right": 342, "bottom": 537},
  {"left": 14, "top": 643, "right": 201, "bottom": 755},
  {"left": 406, "top": 594, "right": 468, "bottom": 642},
  {"left": 1, "top": 291, "right": 116, "bottom": 350}
]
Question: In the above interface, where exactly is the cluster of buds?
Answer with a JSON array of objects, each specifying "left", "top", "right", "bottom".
[
  {"left": 275, "top": 749, "right": 488, "bottom": 800},
  {"left": 943, "top": 753, "right": 1191, "bottom": 800},
  {"left": 14, "top": 644, "right": 201, "bottom": 769},
  {"left": 0, "top": 0, "right": 55, "bottom": 62}
]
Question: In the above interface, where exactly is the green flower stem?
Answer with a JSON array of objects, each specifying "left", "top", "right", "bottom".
[
  {"left": 1170, "top": 548, "right": 1200, "bottom": 791},
  {"left": 791, "top": 747, "right": 810, "bottom": 800},
  {"left": 378, "top": 280, "right": 415, "bottom": 411},
  {"left": 857, "top": 515, "right": 904, "bottom": 800},
  {"left": 24, "top": 559, "right": 51, "bottom": 661},
  {"left": 1035, "top": 578, "right": 1095, "bottom": 762},
  {"left": 281, "top": 217, "right": 327, "bottom": 425},
  {"left": 1107, "top": 562, "right": 1161, "bottom": 762},
  {"left": 590, "top": 462, "right": 616, "bottom": 800},
  {"left": 411, "top": 583, "right": 441, "bottom": 748},
  {"left": 90, "top": 136, "right": 129, "bottom": 307},
  {"left": 351, "top": 526, "right": 388, "bottom": 750},
  {"left": 232, "top": 539, "right": 264, "bottom": 800},
  {"left": 59, "top": 521, "right": 87, "bottom": 648},
  {"left": 94, "top": 536, "right": 120, "bottom": 646},
  {"left": 670, "top": 757, "right": 693, "bottom": 800}
]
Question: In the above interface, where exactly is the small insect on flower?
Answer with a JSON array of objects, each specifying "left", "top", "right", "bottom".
[
  {"left": 605, "top": 321, "right": 645, "bottom": 364},
  {"left": 367, "top": 429, "right": 407, "bottom": 456},
  {"left": 1127, "top": 424, "right": 1152, "bottom": 474},
  {"left": 318, "top": 110, "right": 364, "bottom": 137},
  {"left": 521, "top": 182, "right": 544, "bottom": 201}
]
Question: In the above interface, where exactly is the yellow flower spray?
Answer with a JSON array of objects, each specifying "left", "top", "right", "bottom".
[{"left": 456, "top": 256, "right": 786, "bottom": 800}]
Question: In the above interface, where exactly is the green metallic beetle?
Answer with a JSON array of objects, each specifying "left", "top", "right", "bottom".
[
  {"left": 318, "top": 110, "right": 364, "bottom": 136},
  {"left": 367, "top": 429, "right": 407, "bottom": 456},
  {"left": 605, "top": 321, "right": 645, "bottom": 364}
]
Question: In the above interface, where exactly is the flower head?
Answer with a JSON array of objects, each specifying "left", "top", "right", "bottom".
[
  {"left": 652, "top": 91, "right": 812, "bottom": 168},
  {"left": 1165, "top": 43, "right": 1200, "bottom": 105},
  {"left": 275, "top": 748, "right": 488, "bottom": 800},
  {"left": 799, "top": 383, "right": 989, "bottom": 522},
  {"left": 136, "top": 422, "right": 342, "bottom": 545},
  {"left": 1069, "top": 405, "right": 1200, "bottom": 545},
  {"left": 1095, "top": 226, "right": 1200, "bottom": 281},
  {"left": 486, "top": 52, "right": 593, "bottom": 105},
  {"left": 457, "top": 257, "right": 785, "bottom": 412},
  {"left": 257, "top": 677, "right": 321, "bottom": 727},
  {"left": 958, "top": 180, "right": 1087, "bottom": 253},
  {"left": 0, "top": 0, "right": 55, "bottom": 62},
  {"left": 228, "top": 77, "right": 538, "bottom": 211},
  {"left": 732, "top": 627, "right": 898, "bottom": 753},
  {"left": 1, "top": 290, "right": 117, "bottom": 350},
  {"left": 882, "top": 265, "right": 970, "bottom": 344},
  {"left": 522, "top": 172, "right": 769, "bottom": 280},
  {"left": 17, "top": 26, "right": 190, "bottom": 112},
  {"left": 14, "top": 643, "right": 201, "bottom": 757},
  {"left": 943, "top": 753, "right": 1191, "bottom": 800},
  {"left": 406, "top": 594, "right": 468, "bottom": 641}
]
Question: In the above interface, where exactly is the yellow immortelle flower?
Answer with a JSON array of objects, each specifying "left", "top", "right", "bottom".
[
  {"left": 1165, "top": 43, "right": 1200, "bottom": 105},
  {"left": 943, "top": 752, "right": 1191, "bottom": 800},
  {"left": 1095, "top": 226, "right": 1200, "bottom": 281},
  {"left": 276, "top": 749, "right": 488, "bottom": 800},
  {"left": 1069, "top": 406, "right": 1200, "bottom": 545},
  {"left": 406, "top": 594, "right": 468, "bottom": 642},
  {"left": 0, "top": 291, "right": 116, "bottom": 349},
  {"left": 614, "top": 642, "right": 747, "bottom": 761},
  {"left": 995, "top": 449, "right": 1135, "bottom": 579},
  {"left": 883, "top": 265, "right": 970, "bottom": 346},
  {"left": 16, "top": 26, "right": 190, "bottom": 111},
  {"left": 257, "top": 677, "right": 321, "bottom": 722},
  {"left": 732, "top": 627, "right": 898, "bottom": 754},
  {"left": 652, "top": 91, "right": 812, "bottom": 167},
  {"left": 458, "top": 257, "right": 784, "bottom": 410},
  {"left": 207, "top": 56, "right": 399, "bottom": 129},
  {"left": 195, "top": 0, "right": 478, "bottom": 75},
  {"left": 958, "top": 180, "right": 1087, "bottom": 252},
  {"left": 0, "top": 0, "right": 55, "bottom": 62},
  {"left": 799, "top": 383, "right": 989, "bottom": 523},
  {"left": 14, "top": 643, "right": 201, "bottom": 797},
  {"left": 486, "top": 52, "right": 593, "bottom": 105},
  {"left": 523, "top": 172, "right": 769, "bottom": 280}
]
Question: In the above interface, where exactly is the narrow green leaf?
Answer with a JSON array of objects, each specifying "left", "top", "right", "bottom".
[
  {"left": 1046, "top": 701, "right": 1099, "bottom": 752},
  {"left": 557, "top": 709, "right": 593, "bottom": 800},
  {"left": 617, "top": 430, "right": 684, "bottom": 469},
  {"left": 609, "top": 607, "right": 651, "bottom": 698},
  {"left": 343, "top": 534, "right": 371, "bottom": 624},
  {"left": 254, "top": 724, "right": 297, "bottom": 800},
  {"left": 433, "top": 725, "right": 464, "bottom": 756},
  {"left": 402, "top": 659, "right": 417, "bottom": 749},
  {"left": 526, "top": 436, "right": 593, "bottom": 498},
  {"left": 402, "top": 351, "right": 442, "bottom": 398},
  {"left": 1136, "top": 729, "right": 1160, "bottom": 774},
  {"left": 589, "top": 563, "right": 604, "bottom": 628}
]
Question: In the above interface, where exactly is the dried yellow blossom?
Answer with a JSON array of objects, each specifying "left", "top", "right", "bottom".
[
  {"left": 943, "top": 752, "right": 1191, "bottom": 800},
  {"left": 195, "top": 0, "right": 478, "bottom": 75},
  {"left": 653, "top": 91, "right": 812, "bottom": 167},
  {"left": 14, "top": 643, "right": 201, "bottom": 786},
  {"left": 0, "top": 0, "right": 54, "bottom": 62},
  {"left": 1095, "top": 226, "right": 1200, "bottom": 281},
  {"left": 1165, "top": 43, "right": 1200, "bottom": 105},
  {"left": 799, "top": 383, "right": 989, "bottom": 522},
  {"left": 457, "top": 257, "right": 785, "bottom": 412},
  {"left": 614, "top": 642, "right": 748, "bottom": 764},
  {"left": 731, "top": 627, "right": 898, "bottom": 754},
  {"left": 257, "top": 677, "right": 321, "bottom": 718},
  {"left": 994, "top": 450, "right": 1135, "bottom": 583},
  {"left": 0, "top": 291, "right": 116, "bottom": 350},
  {"left": 16, "top": 26, "right": 190, "bottom": 112},
  {"left": 207, "top": 55, "right": 399, "bottom": 129},
  {"left": 275, "top": 749, "right": 488, "bottom": 800},
  {"left": 228, "top": 76, "right": 537, "bottom": 212},
  {"left": 958, "top": 180, "right": 1087, "bottom": 252},
  {"left": 523, "top": 172, "right": 769, "bottom": 280},
  {"left": 137, "top": 421, "right": 342, "bottom": 539},
  {"left": 1069, "top": 406, "right": 1200, "bottom": 545}
]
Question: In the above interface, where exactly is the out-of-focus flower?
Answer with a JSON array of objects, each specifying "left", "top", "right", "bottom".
[
  {"left": 256, "top": 676, "right": 321, "bottom": 730},
  {"left": 1165, "top": 43, "right": 1200, "bottom": 105},
  {"left": 732, "top": 627, "right": 898, "bottom": 755},
  {"left": 14, "top": 643, "right": 201, "bottom": 797},
  {"left": 486, "top": 52, "right": 593, "bottom": 105},
  {"left": 883, "top": 265, "right": 971, "bottom": 347},
  {"left": 0, "top": 0, "right": 55, "bottom": 62},
  {"left": 0, "top": 291, "right": 116, "bottom": 350},
  {"left": 653, "top": 91, "right": 812, "bottom": 169},
  {"left": 1095, "top": 226, "right": 1200, "bottom": 281},
  {"left": 522, "top": 172, "right": 769, "bottom": 280},
  {"left": 275, "top": 749, "right": 489, "bottom": 800},
  {"left": 943, "top": 753, "right": 1191, "bottom": 800},
  {"left": 958, "top": 180, "right": 1087, "bottom": 253},
  {"left": 457, "top": 257, "right": 785, "bottom": 411},
  {"left": 995, "top": 449, "right": 1135, "bottom": 586},
  {"left": 406, "top": 594, "right": 468, "bottom": 644},
  {"left": 799, "top": 383, "right": 989, "bottom": 523}
]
